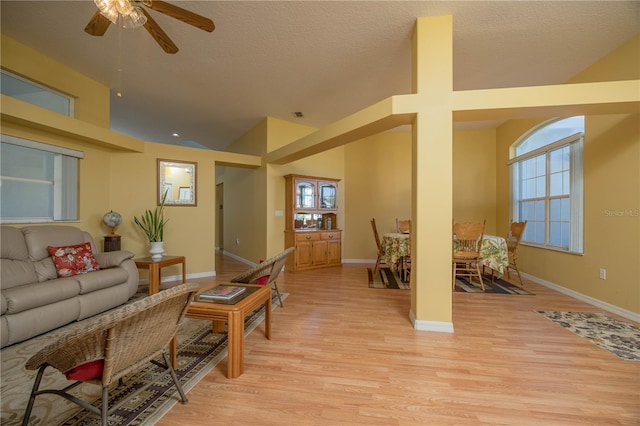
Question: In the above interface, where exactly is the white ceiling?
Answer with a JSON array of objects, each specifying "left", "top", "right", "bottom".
[{"left": 1, "top": 1, "right": 638, "bottom": 151}]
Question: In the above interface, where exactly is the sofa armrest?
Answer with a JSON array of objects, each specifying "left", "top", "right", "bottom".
[{"left": 94, "top": 250, "right": 135, "bottom": 269}]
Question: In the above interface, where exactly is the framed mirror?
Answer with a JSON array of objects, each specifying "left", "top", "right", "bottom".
[{"left": 157, "top": 159, "right": 197, "bottom": 206}]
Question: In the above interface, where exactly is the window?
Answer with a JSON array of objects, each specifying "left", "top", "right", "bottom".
[
  {"left": 0, "top": 69, "right": 73, "bottom": 116},
  {"left": 509, "top": 116, "right": 584, "bottom": 254},
  {"left": 0, "top": 135, "right": 82, "bottom": 223}
]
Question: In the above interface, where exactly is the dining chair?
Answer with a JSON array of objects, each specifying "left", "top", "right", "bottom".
[
  {"left": 505, "top": 221, "right": 527, "bottom": 286},
  {"left": 452, "top": 220, "right": 486, "bottom": 291},
  {"left": 396, "top": 218, "right": 411, "bottom": 234},
  {"left": 22, "top": 283, "right": 200, "bottom": 426},
  {"left": 395, "top": 219, "right": 412, "bottom": 281},
  {"left": 402, "top": 253, "right": 411, "bottom": 283},
  {"left": 370, "top": 218, "right": 386, "bottom": 275}
]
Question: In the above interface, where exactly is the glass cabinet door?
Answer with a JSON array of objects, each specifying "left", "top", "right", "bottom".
[
  {"left": 319, "top": 182, "right": 337, "bottom": 210},
  {"left": 295, "top": 180, "right": 316, "bottom": 209}
]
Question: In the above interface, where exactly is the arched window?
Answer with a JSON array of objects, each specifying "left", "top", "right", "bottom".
[{"left": 509, "top": 116, "right": 584, "bottom": 254}]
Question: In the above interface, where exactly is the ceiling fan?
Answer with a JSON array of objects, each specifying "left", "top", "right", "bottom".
[{"left": 84, "top": 0, "right": 215, "bottom": 54}]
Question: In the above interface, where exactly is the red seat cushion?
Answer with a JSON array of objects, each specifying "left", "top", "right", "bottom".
[
  {"left": 255, "top": 260, "right": 269, "bottom": 284},
  {"left": 64, "top": 359, "right": 104, "bottom": 381}
]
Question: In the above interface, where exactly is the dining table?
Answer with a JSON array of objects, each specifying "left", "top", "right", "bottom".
[
  {"left": 478, "top": 234, "right": 509, "bottom": 276},
  {"left": 382, "top": 232, "right": 509, "bottom": 276},
  {"left": 381, "top": 232, "right": 411, "bottom": 272}
]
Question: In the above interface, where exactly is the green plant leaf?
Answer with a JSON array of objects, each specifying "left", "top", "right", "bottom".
[{"left": 133, "top": 189, "right": 170, "bottom": 242}]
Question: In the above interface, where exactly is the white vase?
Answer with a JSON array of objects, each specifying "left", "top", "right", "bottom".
[{"left": 149, "top": 241, "right": 164, "bottom": 260}]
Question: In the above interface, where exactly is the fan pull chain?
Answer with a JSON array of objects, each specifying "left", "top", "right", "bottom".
[{"left": 116, "top": 14, "right": 123, "bottom": 97}]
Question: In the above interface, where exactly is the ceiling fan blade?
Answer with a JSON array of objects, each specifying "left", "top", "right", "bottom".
[
  {"left": 147, "top": 0, "right": 215, "bottom": 32},
  {"left": 84, "top": 11, "right": 112, "bottom": 36},
  {"left": 142, "top": 9, "right": 179, "bottom": 54}
]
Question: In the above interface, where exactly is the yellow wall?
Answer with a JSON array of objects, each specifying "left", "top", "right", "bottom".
[
  {"left": 221, "top": 117, "right": 345, "bottom": 263},
  {"left": 1, "top": 35, "right": 240, "bottom": 281},
  {"left": 219, "top": 119, "right": 268, "bottom": 262},
  {"left": 3, "top": 29, "right": 638, "bottom": 316},
  {"left": 453, "top": 129, "right": 497, "bottom": 234},
  {"left": 344, "top": 128, "right": 497, "bottom": 261},
  {"left": 108, "top": 145, "right": 218, "bottom": 278},
  {"left": 1, "top": 35, "right": 110, "bottom": 127},
  {"left": 495, "top": 34, "right": 640, "bottom": 313},
  {"left": 344, "top": 132, "right": 412, "bottom": 260}
]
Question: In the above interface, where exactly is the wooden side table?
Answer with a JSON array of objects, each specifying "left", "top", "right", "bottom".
[{"left": 134, "top": 255, "right": 186, "bottom": 295}]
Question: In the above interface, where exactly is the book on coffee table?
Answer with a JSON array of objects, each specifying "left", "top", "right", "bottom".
[{"left": 199, "top": 285, "right": 246, "bottom": 300}]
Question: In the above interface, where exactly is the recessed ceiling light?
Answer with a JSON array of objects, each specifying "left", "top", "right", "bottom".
[
  {"left": 172, "top": 132, "right": 180, "bottom": 137},
  {"left": 293, "top": 111, "right": 304, "bottom": 118}
]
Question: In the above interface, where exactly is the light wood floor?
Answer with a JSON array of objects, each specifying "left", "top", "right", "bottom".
[{"left": 157, "top": 254, "right": 639, "bottom": 426}]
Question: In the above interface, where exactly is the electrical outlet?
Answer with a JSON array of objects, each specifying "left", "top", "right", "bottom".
[
  {"left": 235, "top": 238, "right": 240, "bottom": 245},
  {"left": 599, "top": 268, "right": 606, "bottom": 280}
]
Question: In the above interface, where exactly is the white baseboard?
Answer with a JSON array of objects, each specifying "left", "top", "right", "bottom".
[
  {"left": 220, "top": 250, "right": 255, "bottom": 266},
  {"left": 522, "top": 272, "right": 640, "bottom": 323},
  {"left": 138, "top": 270, "right": 216, "bottom": 286},
  {"left": 410, "top": 310, "right": 454, "bottom": 333}
]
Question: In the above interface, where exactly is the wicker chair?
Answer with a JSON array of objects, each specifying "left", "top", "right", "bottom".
[
  {"left": 22, "top": 283, "right": 200, "bottom": 426},
  {"left": 230, "top": 247, "right": 295, "bottom": 308},
  {"left": 452, "top": 220, "right": 486, "bottom": 291}
]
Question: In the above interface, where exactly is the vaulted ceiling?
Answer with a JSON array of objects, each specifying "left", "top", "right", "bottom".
[{"left": 1, "top": 1, "right": 638, "bottom": 151}]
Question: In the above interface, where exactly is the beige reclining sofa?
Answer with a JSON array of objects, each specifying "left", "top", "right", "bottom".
[{"left": 1, "top": 225, "right": 139, "bottom": 348}]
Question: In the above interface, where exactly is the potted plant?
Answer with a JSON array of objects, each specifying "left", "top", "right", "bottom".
[{"left": 134, "top": 190, "right": 169, "bottom": 259}]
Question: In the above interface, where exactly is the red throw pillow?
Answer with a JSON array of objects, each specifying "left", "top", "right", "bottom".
[
  {"left": 48, "top": 242, "right": 100, "bottom": 278},
  {"left": 256, "top": 259, "right": 269, "bottom": 285},
  {"left": 65, "top": 359, "right": 104, "bottom": 381}
]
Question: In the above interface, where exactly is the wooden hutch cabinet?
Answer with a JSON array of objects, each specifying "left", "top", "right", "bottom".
[{"left": 284, "top": 174, "right": 342, "bottom": 271}]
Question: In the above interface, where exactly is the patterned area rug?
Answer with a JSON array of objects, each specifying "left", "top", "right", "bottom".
[
  {"left": 536, "top": 311, "right": 640, "bottom": 361},
  {"left": 367, "top": 267, "right": 410, "bottom": 289},
  {"left": 454, "top": 276, "right": 534, "bottom": 294},
  {"left": 1, "top": 292, "right": 286, "bottom": 426}
]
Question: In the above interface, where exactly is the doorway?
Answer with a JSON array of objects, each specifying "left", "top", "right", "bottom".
[{"left": 216, "top": 182, "right": 224, "bottom": 251}]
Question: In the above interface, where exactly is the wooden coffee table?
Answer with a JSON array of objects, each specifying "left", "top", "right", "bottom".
[{"left": 184, "top": 283, "right": 272, "bottom": 378}]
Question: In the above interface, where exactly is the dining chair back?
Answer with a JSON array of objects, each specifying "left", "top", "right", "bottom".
[
  {"left": 22, "top": 283, "right": 201, "bottom": 426},
  {"left": 506, "top": 221, "right": 527, "bottom": 286},
  {"left": 396, "top": 218, "right": 411, "bottom": 234},
  {"left": 370, "top": 218, "right": 386, "bottom": 275},
  {"left": 452, "top": 220, "right": 486, "bottom": 291}
]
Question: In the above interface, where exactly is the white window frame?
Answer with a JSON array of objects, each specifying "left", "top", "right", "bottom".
[
  {"left": 0, "top": 135, "right": 83, "bottom": 224},
  {"left": 0, "top": 69, "right": 74, "bottom": 117},
  {"left": 508, "top": 125, "right": 584, "bottom": 255}
]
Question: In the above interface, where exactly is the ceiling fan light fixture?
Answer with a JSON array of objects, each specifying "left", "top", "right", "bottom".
[
  {"left": 93, "top": 0, "right": 147, "bottom": 28},
  {"left": 94, "top": 0, "right": 119, "bottom": 23},
  {"left": 121, "top": 7, "right": 147, "bottom": 28}
]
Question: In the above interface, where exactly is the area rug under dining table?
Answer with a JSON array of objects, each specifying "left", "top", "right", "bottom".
[
  {"left": 0, "top": 292, "right": 285, "bottom": 426},
  {"left": 367, "top": 267, "right": 410, "bottom": 289},
  {"left": 454, "top": 276, "right": 534, "bottom": 294}
]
